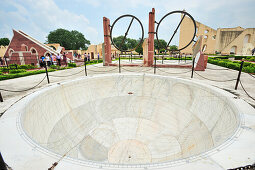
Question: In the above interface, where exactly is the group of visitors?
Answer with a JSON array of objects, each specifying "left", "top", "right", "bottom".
[{"left": 40, "top": 53, "right": 67, "bottom": 67}]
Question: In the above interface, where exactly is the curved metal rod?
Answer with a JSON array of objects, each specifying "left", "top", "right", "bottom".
[
  {"left": 155, "top": 10, "right": 197, "bottom": 52},
  {"left": 110, "top": 14, "right": 144, "bottom": 52}
]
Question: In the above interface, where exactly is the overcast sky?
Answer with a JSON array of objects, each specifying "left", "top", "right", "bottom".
[{"left": 0, "top": 0, "right": 254, "bottom": 45}]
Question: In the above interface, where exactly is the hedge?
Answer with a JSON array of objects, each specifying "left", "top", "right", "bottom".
[
  {"left": 208, "top": 58, "right": 255, "bottom": 73},
  {"left": 0, "top": 69, "right": 56, "bottom": 81},
  {"left": 68, "top": 63, "right": 77, "bottom": 67},
  {"left": 9, "top": 69, "right": 26, "bottom": 74}
]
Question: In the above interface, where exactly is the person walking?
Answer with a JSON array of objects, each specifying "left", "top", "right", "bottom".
[
  {"left": 56, "top": 53, "right": 61, "bottom": 66},
  {"left": 0, "top": 57, "right": 3, "bottom": 65},
  {"left": 45, "top": 53, "right": 51, "bottom": 66},
  {"left": 97, "top": 53, "right": 100, "bottom": 61},
  {"left": 87, "top": 53, "right": 90, "bottom": 62},
  {"left": 84, "top": 53, "right": 87, "bottom": 62},
  {"left": 63, "top": 53, "right": 67, "bottom": 66},
  {"left": 252, "top": 48, "right": 255, "bottom": 56}
]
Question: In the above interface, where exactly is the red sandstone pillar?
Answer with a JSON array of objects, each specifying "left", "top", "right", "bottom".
[
  {"left": 103, "top": 17, "right": 112, "bottom": 66},
  {"left": 146, "top": 8, "right": 155, "bottom": 67}
]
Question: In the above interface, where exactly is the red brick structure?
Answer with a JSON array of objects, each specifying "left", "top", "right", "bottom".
[
  {"left": 4, "top": 30, "right": 58, "bottom": 66},
  {"left": 103, "top": 17, "right": 112, "bottom": 66},
  {"left": 146, "top": 8, "right": 155, "bottom": 67}
]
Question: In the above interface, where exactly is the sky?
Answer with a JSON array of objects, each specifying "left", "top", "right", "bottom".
[{"left": 0, "top": 0, "right": 254, "bottom": 46}]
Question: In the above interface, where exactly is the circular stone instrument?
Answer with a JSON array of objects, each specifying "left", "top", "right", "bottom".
[{"left": 1, "top": 74, "right": 255, "bottom": 170}]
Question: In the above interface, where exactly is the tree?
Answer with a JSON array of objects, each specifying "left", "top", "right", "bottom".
[
  {"left": 154, "top": 39, "right": 167, "bottom": 51},
  {"left": 169, "top": 45, "right": 178, "bottom": 51},
  {"left": 46, "top": 29, "right": 90, "bottom": 50},
  {"left": 135, "top": 39, "right": 143, "bottom": 54},
  {"left": 112, "top": 36, "right": 139, "bottom": 51},
  {"left": 0, "top": 38, "right": 10, "bottom": 46}
]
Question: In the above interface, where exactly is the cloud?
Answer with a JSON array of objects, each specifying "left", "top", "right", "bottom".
[{"left": 0, "top": 0, "right": 98, "bottom": 43}]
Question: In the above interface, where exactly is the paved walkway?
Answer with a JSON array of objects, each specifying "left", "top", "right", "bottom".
[{"left": 0, "top": 61, "right": 254, "bottom": 116}]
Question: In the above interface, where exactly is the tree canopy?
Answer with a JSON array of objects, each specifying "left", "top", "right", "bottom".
[
  {"left": 112, "top": 36, "right": 178, "bottom": 54},
  {"left": 46, "top": 29, "right": 90, "bottom": 50},
  {"left": 0, "top": 38, "right": 10, "bottom": 46},
  {"left": 154, "top": 39, "right": 167, "bottom": 51}
]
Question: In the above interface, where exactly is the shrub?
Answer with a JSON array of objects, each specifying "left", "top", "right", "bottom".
[
  {"left": 0, "top": 69, "right": 56, "bottom": 81},
  {"left": 50, "top": 65, "right": 60, "bottom": 69},
  {"left": 0, "top": 67, "right": 9, "bottom": 72},
  {"left": 18, "top": 64, "right": 37, "bottom": 70},
  {"left": 68, "top": 63, "right": 77, "bottom": 67},
  {"left": 226, "top": 62, "right": 240, "bottom": 70},
  {"left": 234, "top": 56, "right": 248, "bottom": 60},
  {"left": 9, "top": 69, "right": 26, "bottom": 74},
  {"left": 243, "top": 62, "right": 252, "bottom": 67},
  {"left": 0, "top": 70, "right": 3, "bottom": 75},
  {"left": 243, "top": 66, "right": 255, "bottom": 73}
]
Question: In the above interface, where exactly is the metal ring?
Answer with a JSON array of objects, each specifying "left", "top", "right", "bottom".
[
  {"left": 110, "top": 14, "right": 144, "bottom": 52},
  {"left": 155, "top": 10, "right": 197, "bottom": 52}
]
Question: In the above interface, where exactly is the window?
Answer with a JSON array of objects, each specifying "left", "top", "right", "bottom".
[
  {"left": 243, "top": 34, "right": 251, "bottom": 44},
  {"left": 230, "top": 46, "right": 237, "bottom": 54}
]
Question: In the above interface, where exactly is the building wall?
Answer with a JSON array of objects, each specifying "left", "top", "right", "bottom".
[
  {"left": 179, "top": 14, "right": 217, "bottom": 54},
  {"left": 214, "top": 27, "right": 245, "bottom": 53},
  {"left": 46, "top": 43, "right": 61, "bottom": 51},
  {"left": 5, "top": 30, "right": 51, "bottom": 65},
  {"left": 0, "top": 46, "right": 7, "bottom": 58},
  {"left": 219, "top": 28, "right": 255, "bottom": 55}
]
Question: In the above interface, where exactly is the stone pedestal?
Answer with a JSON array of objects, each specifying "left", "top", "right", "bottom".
[
  {"left": 143, "top": 38, "right": 149, "bottom": 66},
  {"left": 103, "top": 17, "right": 112, "bottom": 66}
]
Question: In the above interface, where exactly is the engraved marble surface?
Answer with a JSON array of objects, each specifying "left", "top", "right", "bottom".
[{"left": 0, "top": 73, "right": 255, "bottom": 170}]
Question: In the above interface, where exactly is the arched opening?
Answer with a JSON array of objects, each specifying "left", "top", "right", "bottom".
[
  {"left": 31, "top": 49, "right": 37, "bottom": 54},
  {"left": 230, "top": 46, "right": 237, "bottom": 54},
  {"left": 204, "top": 35, "right": 208, "bottom": 39},
  {"left": 212, "top": 35, "right": 216, "bottom": 40},
  {"left": 21, "top": 44, "right": 28, "bottom": 51},
  {"left": 8, "top": 48, "right": 14, "bottom": 56},
  {"left": 243, "top": 34, "right": 251, "bottom": 44},
  {"left": 202, "top": 44, "right": 207, "bottom": 52},
  {"left": 50, "top": 46, "right": 56, "bottom": 50},
  {"left": 44, "top": 51, "right": 51, "bottom": 57},
  {"left": 204, "top": 30, "right": 209, "bottom": 34},
  {"left": 30, "top": 47, "right": 38, "bottom": 55}
]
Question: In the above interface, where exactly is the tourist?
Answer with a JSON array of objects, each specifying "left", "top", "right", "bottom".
[
  {"left": 39, "top": 56, "right": 45, "bottom": 67},
  {"left": 56, "top": 53, "right": 61, "bottom": 66},
  {"left": 63, "top": 52, "right": 67, "bottom": 66},
  {"left": 0, "top": 57, "right": 3, "bottom": 65},
  {"left": 45, "top": 53, "right": 51, "bottom": 66},
  {"left": 97, "top": 53, "right": 100, "bottom": 61},
  {"left": 50, "top": 53, "right": 54, "bottom": 65},
  {"left": 84, "top": 53, "right": 87, "bottom": 62},
  {"left": 252, "top": 48, "right": 255, "bottom": 56},
  {"left": 87, "top": 53, "right": 90, "bottom": 62}
]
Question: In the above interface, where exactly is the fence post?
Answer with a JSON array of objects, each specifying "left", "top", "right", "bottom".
[
  {"left": 0, "top": 152, "right": 7, "bottom": 170},
  {"left": 0, "top": 92, "right": 3, "bottom": 102},
  {"left": 131, "top": 52, "right": 132, "bottom": 63},
  {"left": 44, "top": 62, "right": 50, "bottom": 84},
  {"left": 191, "top": 58, "right": 195, "bottom": 78},
  {"left": 84, "top": 59, "right": 87, "bottom": 76},
  {"left": 154, "top": 57, "right": 156, "bottom": 74},
  {"left": 235, "top": 61, "right": 244, "bottom": 90},
  {"left": 119, "top": 56, "right": 121, "bottom": 73}
]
